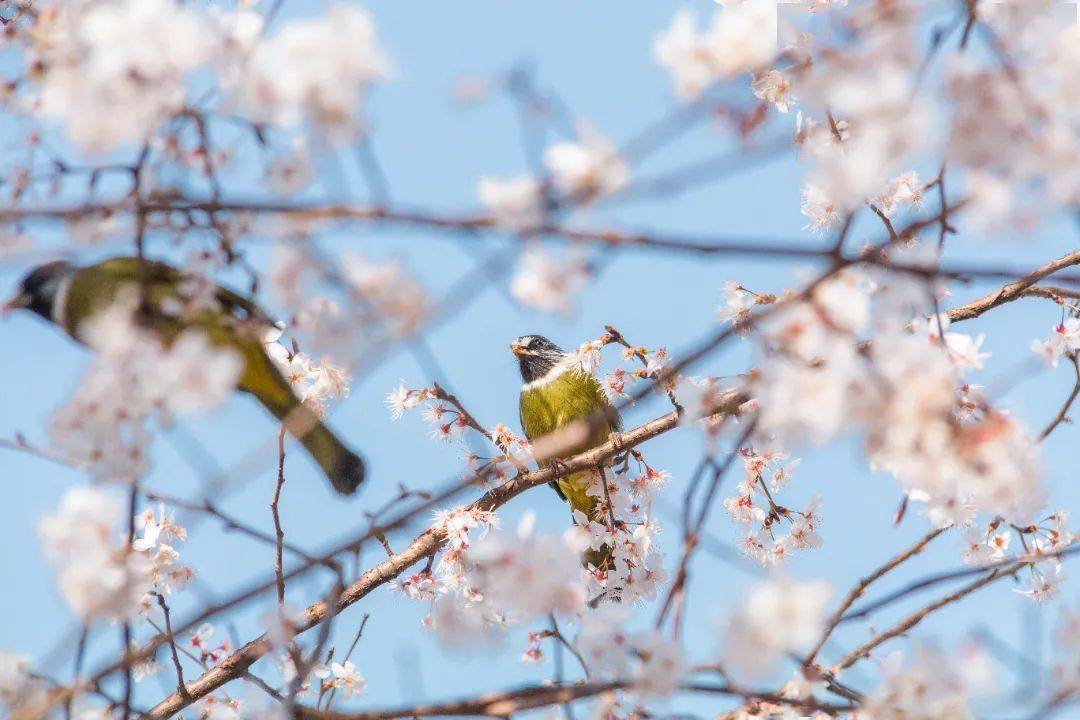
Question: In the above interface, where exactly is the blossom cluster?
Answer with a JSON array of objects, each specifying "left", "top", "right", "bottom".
[
  {"left": 860, "top": 645, "right": 990, "bottom": 720},
  {"left": 653, "top": 2, "right": 778, "bottom": 101},
  {"left": 720, "top": 576, "right": 831, "bottom": 678},
  {"left": 270, "top": 245, "right": 427, "bottom": 364},
  {"left": 723, "top": 449, "right": 819, "bottom": 566},
  {"left": 49, "top": 298, "right": 243, "bottom": 483},
  {"left": 597, "top": 342, "right": 670, "bottom": 401},
  {"left": 743, "top": 258, "right": 1042, "bottom": 529},
  {"left": 478, "top": 124, "right": 628, "bottom": 235},
  {"left": 0, "top": 651, "right": 47, "bottom": 715},
  {"left": 6, "top": 0, "right": 388, "bottom": 153},
  {"left": 963, "top": 511, "right": 1075, "bottom": 602},
  {"left": 578, "top": 608, "right": 686, "bottom": 697},
  {"left": 39, "top": 487, "right": 189, "bottom": 622},
  {"left": 263, "top": 325, "right": 350, "bottom": 416},
  {"left": 426, "top": 513, "right": 586, "bottom": 644}
]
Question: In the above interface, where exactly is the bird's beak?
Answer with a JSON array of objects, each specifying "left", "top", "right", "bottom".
[
  {"left": 509, "top": 341, "right": 528, "bottom": 357},
  {"left": 1, "top": 292, "right": 29, "bottom": 317}
]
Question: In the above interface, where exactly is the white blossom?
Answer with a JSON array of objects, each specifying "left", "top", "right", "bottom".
[
  {"left": 543, "top": 130, "right": 629, "bottom": 201},
  {"left": 0, "top": 652, "right": 47, "bottom": 712},
  {"left": 509, "top": 247, "right": 590, "bottom": 314},
  {"left": 477, "top": 176, "right": 545, "bottom": 230},
  {"left": 50, "top": 301, "right": 241, "bottom": 483},
  {"left": 231, "top": 4, "right": 389, "bottom": 141},
  {"left": 450, "top": 513, "right": 585, "bottom": 621},
  {"left": 721, "top": 577, "right": 830, "bottom": 677},
  {"left": 653, "top": 3, "right": 778, "bottom": 101},
  {"left": 327, "top": 661, "right": 366, "bottom": 699},
  {"left": 31, "top": 0, "right": 211, "bottom": 152},
  {"left": 39, "top": 486, "right": 152, "bottom": 621}
]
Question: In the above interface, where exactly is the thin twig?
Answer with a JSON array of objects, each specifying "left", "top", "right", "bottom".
[
  {"left": 836, "top": 562, "right": 1024, "bottom": 671},
  {"left": 803, "top": 527, "right": 948, "bottom": 666},
  {"left": 153, "top": 594, "right": 190, "bottom": 701},
  {"left": 1038, "top": 353, "right": 1080, "bottom": 442},
  {"left": 272, "top": 425, "right": 287, "bottom": 606}
]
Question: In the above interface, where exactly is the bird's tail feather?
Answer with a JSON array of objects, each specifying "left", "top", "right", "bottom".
[{"left": 240, "top": 344, "right": 365, "bottom": 495}]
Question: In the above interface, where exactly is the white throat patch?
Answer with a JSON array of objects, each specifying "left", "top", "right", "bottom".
[
  {"left": 51, "top": 272, "right": 74, "bottom": 331},
  {"left": 521, "top": 359, "right": 578, "bottom": 392}
]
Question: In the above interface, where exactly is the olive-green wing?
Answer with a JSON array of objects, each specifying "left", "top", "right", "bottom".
[{"left": 86, "top": 257, "right": 271, "bottom": 324}]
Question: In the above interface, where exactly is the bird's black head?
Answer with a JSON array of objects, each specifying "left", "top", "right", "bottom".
[
  {"left": 510, "top": 334, "right": 566, "bottom": 383},
  {"left": 3, "top": 260, "right": 73, "bottom": 322}
]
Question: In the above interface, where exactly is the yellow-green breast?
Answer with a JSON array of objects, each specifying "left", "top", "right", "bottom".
[{"left": 518, "top": 366, "right": 619, "bottom": 516}]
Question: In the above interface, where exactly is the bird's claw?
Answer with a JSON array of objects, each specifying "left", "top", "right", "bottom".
[{"left": 609, "top": 432, "right": 631, "bottom": 473}]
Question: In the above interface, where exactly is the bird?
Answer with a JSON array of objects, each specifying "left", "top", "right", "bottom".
[
  {"left": 512, "top": 334, "right": 621, "bottom": 567},
  {"left": 3, "top": 256, "right": 365, "bottom": 495}
]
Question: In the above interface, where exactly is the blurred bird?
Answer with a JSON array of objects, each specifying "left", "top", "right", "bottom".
[
  {"left": 512, "top": 334, "right": 621, "bottom": 567},
  {"left": 3, "top": 257, "right": 364, "bottom": 495}
]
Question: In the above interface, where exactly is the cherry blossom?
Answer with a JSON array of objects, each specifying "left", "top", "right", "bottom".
[
  {"left": 39, "top": 486, "right": 152, "bottom": 621},
  {"left": 543, "top": 129, "right": 629, "bottom": 202},
  {"left": 509, "top": 247, "right": 590, "bottom": 314},
  {"left": 230, "top": 3, "right": 389, "bottom": 141},
  {"left": 721, "top": 576, "right": 830, "bottom": 677},
  {"left": 0, "top": 652, "right": 46, "bottom": 713},
  {"left": 653, "top": 2, "right": 778, "bottom": 101},
  {"left": 28, "top": 0, "right": 211, "bottom": 152},
  {"left": 49, "top": 300, "right": 242, "bottom": 483},
  {"left": 859, "top": 647, "right": 980, "bottom": 720},
  {"left": 326, "top": 661, "right": 367, "bottom": 699},
  {"left": 477, "top": 176, "right": 546, "bottom": 230}
]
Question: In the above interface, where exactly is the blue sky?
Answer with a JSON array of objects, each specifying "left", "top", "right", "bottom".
[{"left": 1, "top": 1, "right": 1078, "bottom": 716}]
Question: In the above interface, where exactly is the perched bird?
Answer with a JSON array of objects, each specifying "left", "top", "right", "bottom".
[
  {"left": 3, "top": 257, "right": 364, "bottom": 495},
  {"left": 512, "top": 335, "right": 621, "bottom": 565}
]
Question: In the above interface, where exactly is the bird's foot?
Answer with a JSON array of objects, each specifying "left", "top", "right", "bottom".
[
  {"left": 550, "top": 457, "right": 570, "bottom": 477},
  {"left": 609, "top": 432, "right": 631, "bottom": 473}
]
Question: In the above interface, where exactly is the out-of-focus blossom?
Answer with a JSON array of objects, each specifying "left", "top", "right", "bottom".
[
  {"left": 50, "top": 300, "right": 241, "bottom": 483},
  {"left": 30, "top": 0, "right": 211, "bottom": 152},
  {"left": 721, "top": 577, "right": 830, "bottom": 677},
  {"left": 265, "top": 140, "right": 315, "bottom": 196},
  {"left": 862, "top": 647, "right": 976, "bottom": 719},
  {"left": 1032, "top": 319, "right": 1080, "bottom": 368},
  {"left": 577, "top": 608, "right": 685, "bottom": 698},
  {"left": 39, "top": 486, "right": 152, "bottom": 621},
  {"left": 431, "top": 513, "right": 584, "bottom": 641},
  {"left": 543, "top": 130, "right": 629, "bottom": 201},
  {"left": 477, "top": 176, "right": 545, "bottom": 230},
  {"left": 0, "top": 652, "right": 47, "bottom": 712},
  {"left": 510, "top": 247, "right": 590, "bottom": 314},
  {"left": 752, "top": 69, "right": 794, "bottom": 112},
  {"left": 231, "top": 4, "right": 389, "bottom": 141},
  {"left": 653, "top": 3, "right": 778, "bottom": 100}
]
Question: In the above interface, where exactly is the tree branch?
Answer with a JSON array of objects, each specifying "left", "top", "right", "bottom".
[{"left": 134, "top": 392, "right": 749, "bottom": 720}]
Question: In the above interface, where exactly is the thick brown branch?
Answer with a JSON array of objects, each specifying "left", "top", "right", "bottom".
[
  {"left": 296, "top": 682, "right": 623, "bottom": 720},
  {"left": 291, "top": 679, "right": 853, "bottom": 720},
  {"left": 137, "top": 392, "right": 749, "bottom": 720}
]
